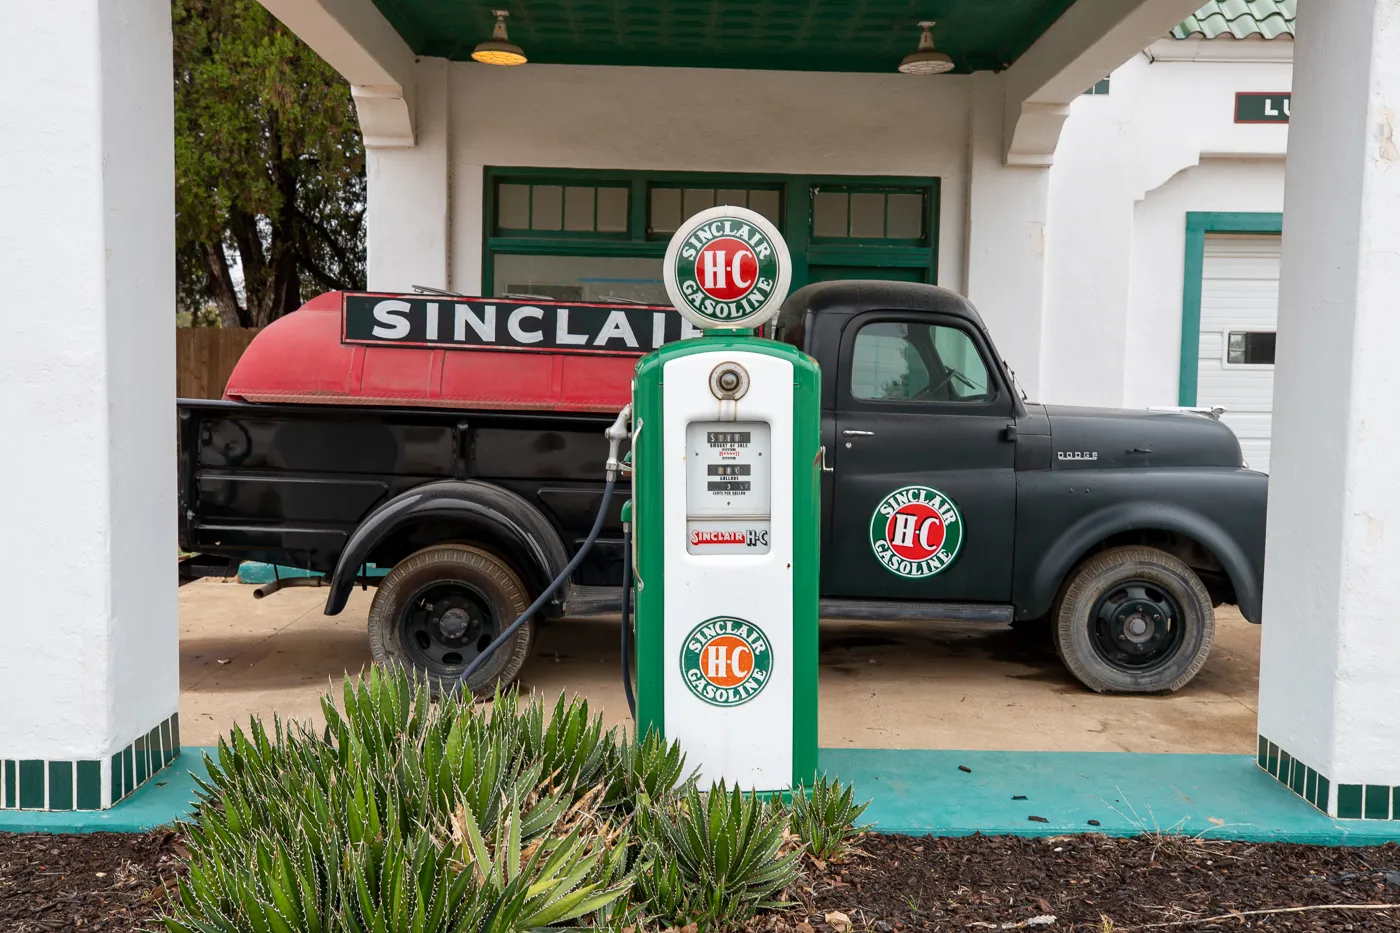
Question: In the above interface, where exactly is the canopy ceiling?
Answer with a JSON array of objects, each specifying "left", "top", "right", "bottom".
[{"left": 367, "top": 0, "right": 1081, "bottom": 74}]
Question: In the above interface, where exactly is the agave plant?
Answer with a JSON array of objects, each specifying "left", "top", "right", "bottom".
[
  {"left": 789, "top": 774, "right": 872, "bottom": 861},
  {"left": 634, "top": 783, "right": 800, "bottom": 931},
  {"left": 163, "top": 666, "right": 641, "bottom": 933}
]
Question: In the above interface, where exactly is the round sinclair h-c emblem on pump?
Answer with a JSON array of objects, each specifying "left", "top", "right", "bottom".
[
  {"left": 680, "top": 616, "right": 774, "bottom": 707},
  {"left": 870, "top": 485, "right": 964, "bottom": 579},
  {"left": 663, "top": 205, "right": 792, "bottom": 331}
]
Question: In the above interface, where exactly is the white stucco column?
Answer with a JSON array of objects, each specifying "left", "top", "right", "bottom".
[
  {"left": 366, "top": 57, "right": 451, "bottom": 291},
  {"left": 0, "top": 0, "right": 180, "bottom": 810},
  {"left": 964, "top": 72, "right": 1050, "bottom": 397},
  {"left": 1256, "top": 0, "right": 1400, "bottom": 819}
]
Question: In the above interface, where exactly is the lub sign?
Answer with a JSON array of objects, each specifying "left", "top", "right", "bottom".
[{"left": 1235, "top": 92, "right": 1290, "bottom": 124}]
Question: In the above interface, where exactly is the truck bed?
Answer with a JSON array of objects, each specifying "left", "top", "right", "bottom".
[{"left": 177, "top": 398, "right": 626, "bottom": 585}]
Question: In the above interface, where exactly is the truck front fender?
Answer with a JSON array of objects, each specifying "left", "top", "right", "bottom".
[
  {"left": 324, "top": 480, "right": 570, "bottom": 616},
  {"left": 1017, "top": 497, "right": 1263, "bottom": 625}
]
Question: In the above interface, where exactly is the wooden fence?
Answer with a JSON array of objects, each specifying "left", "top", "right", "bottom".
[{"left": 175, "top": 327, "right": 262, "bottom": 399}]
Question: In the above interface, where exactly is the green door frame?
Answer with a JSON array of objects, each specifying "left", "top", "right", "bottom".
[
  {"left": 481, "top": 167, "right": 941, "bottom": 296},
  {"left": 1178, "top": 211, "right": 1283, "bottom": 406}
]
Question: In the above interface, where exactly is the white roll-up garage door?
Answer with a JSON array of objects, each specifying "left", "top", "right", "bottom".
[{"left": 1197, "top": 234, "right": 1280, "bottom": 473}]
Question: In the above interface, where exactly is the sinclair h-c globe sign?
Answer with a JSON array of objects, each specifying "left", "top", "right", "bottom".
[{"left": 663, "top": 205, "right": 793, "bottom": 331}]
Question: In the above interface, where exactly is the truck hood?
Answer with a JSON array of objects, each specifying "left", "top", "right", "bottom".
[{"left": 1043, "top": 405, "right": 1245, "bottom": 470}]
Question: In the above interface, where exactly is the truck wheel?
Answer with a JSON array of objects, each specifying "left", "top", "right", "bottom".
[
  {"left": 1053, "top": 546, "right": 1214, "bottom": 694},
  {"left": 367, "top": 544, "right": 533, "bottom": 698}
]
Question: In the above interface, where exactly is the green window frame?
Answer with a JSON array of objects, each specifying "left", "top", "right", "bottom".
[
  {"left": 482, "top": 168, "right": 941, "bottom": 297},
  {"left": 1178, "top": 211, "right": 1283, "bottom": 405}
]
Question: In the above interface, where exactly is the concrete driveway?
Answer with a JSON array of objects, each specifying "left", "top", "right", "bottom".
[{"left": 178, "top": 579, "right": 1260, "bottom": 753}]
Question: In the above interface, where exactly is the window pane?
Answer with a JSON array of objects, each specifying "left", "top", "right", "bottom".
[
  {"left": 851, "top": 321, "right": 991, "bottom": 402},
  {"left": 531, "top": 185, "right": 563, "bottom": 230},
  {"left": 887, "top": 193, "right": 924, "bottom": 239},
  {"left": 1227, "top": 331, "right": 1276, "bottom": 365},
  {"left": 749, "top": 189, "right": 781, "bottom": 226},
  {"left": 497, "top": 184, "right": 530, "bottom": 230},
  {"left": 850, "top": 192, "right": 885, "bottom": 238},
  {"left": 683, "top": 188, "right": 715, "bottom": 220},
  {"left": 716, "top": 188, "right": 747, "bottom": 208},
  {"left": 493, "top": 254, "right": 668, "bottom": 305},
  {"left": 596, "top": 187, "right": 629, "bottom": 232},
  {"left": 563, "top": 186, "right": 595, "bottom": 231},
  {"left": 929, "top": 325, "right": 989, "bottom": 400},
  {"left": 851, "top": 322, "right": 927, "bottom": 400},
  {"left": 651, "top": 188, "right": 682, "bottom": 233},
  {"left": 813, "top": 191, "right": 848, "bottom": 238}
]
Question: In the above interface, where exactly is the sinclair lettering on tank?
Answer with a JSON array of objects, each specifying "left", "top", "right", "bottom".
[{"left": 340, "top": 293, "right": 701, "bottom": 355}]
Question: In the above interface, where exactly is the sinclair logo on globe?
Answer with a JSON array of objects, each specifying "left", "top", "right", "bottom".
[
  {"left": 663, "top": 206, "right": 792, "bottom": 331},
  {"left": 869, "top": 485, "right": 964, "bottom": 579}
]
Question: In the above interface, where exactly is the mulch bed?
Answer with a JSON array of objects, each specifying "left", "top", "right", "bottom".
[
  {"left": 0, "top": 831, "right": 184, "bottom": 932},
  {"left": 4, "top": 830, "right": 1400, "bottom": 932},
  {"left": 794, "top": 834, "right": 1400, "bottom": 932}
]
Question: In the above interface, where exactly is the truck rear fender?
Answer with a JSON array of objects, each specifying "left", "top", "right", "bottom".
[
  {"left": 1018, "top": 503, "right": 1262, "bottom": 624},
  {"left": 324, "top": 480, "right": 569, "bottom": 616}
]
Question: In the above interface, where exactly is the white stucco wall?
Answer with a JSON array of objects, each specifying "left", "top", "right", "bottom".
[
  {"left": 1123, "top": 158, "right": 1285, "bottom": 408},
  {"left": 0, "top": 0, "right": 178, "bottom": 771},
  {"left": 442, "top": 64, "right": 972, "bottom": 296},
  {"left": 1042, "top": 48, "right": 1291, "bottom": 407}
]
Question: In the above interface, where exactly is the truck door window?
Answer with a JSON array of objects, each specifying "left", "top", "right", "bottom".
[{"left": 850, "top": 321, "right": 990, "bottom": 403}]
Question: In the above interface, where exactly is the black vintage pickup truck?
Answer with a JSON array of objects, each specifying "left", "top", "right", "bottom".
[{"left": 178, "top": 282, "right": 1267, "bottom": 695}]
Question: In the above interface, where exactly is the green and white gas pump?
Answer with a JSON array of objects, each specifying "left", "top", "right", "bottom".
[{"left": 629, "top": 206, "right": 821, "bottom": 793}]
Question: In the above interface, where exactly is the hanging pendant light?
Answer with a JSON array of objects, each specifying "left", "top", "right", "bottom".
[
  {"left": 472, "top": 10, "right": 527, "bottom": 66},
  {"left": 899, "top": 21, "right": 953, "bottom": 75}
]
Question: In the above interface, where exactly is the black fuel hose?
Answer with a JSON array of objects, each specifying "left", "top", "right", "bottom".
[
  {"left": 458, "top": 478, "right": 616, "bottom": 692},
  {"left": 620, "top": 519, "right": 636, "bottom": 719}
]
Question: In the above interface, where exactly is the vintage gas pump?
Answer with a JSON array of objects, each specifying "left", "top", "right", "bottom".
[{"left": 630, "top": 206, "right": 820, "bottom": 792}]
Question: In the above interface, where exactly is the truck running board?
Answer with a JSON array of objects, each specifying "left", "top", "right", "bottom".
[
  {"left": 818, "top": 599, "right": 1014, "bottom": 624},
  {"left": 566, "top": 586, "right": 1013, "bottom": 625}
]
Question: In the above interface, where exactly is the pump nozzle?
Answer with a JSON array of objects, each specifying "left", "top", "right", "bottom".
[{"left": 604, "top": 404, "right": 632, "bottom": 481}]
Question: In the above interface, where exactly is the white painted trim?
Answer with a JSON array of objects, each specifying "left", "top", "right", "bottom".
[
  {"left": 1146, "top": 37, "right": 1295, "bottom": 63},
  {"left": 257, "top": 0, "right": 417, "bottom": 146},
  {"left": 1002, "top": 0, "right": 1207, "bottom": 165}
]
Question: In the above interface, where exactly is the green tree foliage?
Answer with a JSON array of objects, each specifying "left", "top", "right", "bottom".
[{"left": 173, "top": 0, "right": 365, "bottom": 327}]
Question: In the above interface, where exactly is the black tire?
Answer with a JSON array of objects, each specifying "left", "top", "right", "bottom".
[
  {"left": 1053, "top": 546, "right": 1214, "bottom": 694},
  {"left": 367, "top": 544, "right": 533, "bottom": 697}
]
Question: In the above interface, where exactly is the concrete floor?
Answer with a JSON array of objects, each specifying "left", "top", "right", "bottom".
[{"left": 178, "top": 579, "right": 1261, "bottom": 753}]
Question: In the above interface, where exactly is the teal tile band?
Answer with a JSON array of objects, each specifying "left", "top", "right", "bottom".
[
  {"left": 1259, "top": 733, "right": 1400, "bottom": 821},
  {"left": 1, "top": 712, "right": 180, "bottom": 811}
]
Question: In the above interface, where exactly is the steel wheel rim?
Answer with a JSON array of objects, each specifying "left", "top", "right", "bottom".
[
  {"left": 398, "top": 580, "right": 499, "bottom": 676},
  {"left": 1089, "top": 580, "right": 1185, "bottom": 673}
]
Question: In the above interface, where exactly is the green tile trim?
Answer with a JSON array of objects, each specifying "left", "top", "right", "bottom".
[
  {"left": 0, "top": 713, "right": 179, "bottom": 811},
  {"left": 77, "top": 760, "right": 101, "bottom": 811},
  {"left": 1337, "top": 784, "right": 1363, "bottom": 819},
  {"left": 47, "top": 761, "right": 73, "bottom": 811},
  {"left": 1179, "top": 212, "right": 1283, "bottom": 406},
  {"left": 19, "top": 760, "right": 44, "bottom": 809},
  {"left": 1365, "top": 785, "right": 1391, "bottom": 820}
]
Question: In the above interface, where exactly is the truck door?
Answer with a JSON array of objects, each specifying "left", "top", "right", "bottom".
[{"left": 828, "top": 311, "right": 1016, "bottom": 602}]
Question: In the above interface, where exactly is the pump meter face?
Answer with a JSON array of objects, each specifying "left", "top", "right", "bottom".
[{"left": 685, "top": 421, "right": 771, "bottom": 554}]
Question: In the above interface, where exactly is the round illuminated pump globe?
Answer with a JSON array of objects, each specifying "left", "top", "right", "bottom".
[
  {"left": 473, "top": 10, "right": 527, "bottom": 66},
  {"left": 899, "top": 21, "right": 954, "bottom": 75}
]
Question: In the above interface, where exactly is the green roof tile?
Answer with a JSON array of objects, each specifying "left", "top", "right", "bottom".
[{"left": 1172, "top": 0, "right": 1296, "bottom": 40}]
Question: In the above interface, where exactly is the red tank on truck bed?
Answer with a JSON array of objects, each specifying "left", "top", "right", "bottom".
[{"left": 223, "top": 291, "right": 690, "bottom": 413}]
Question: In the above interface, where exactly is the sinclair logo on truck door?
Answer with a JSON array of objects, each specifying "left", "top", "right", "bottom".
[
  {"left": 870, "top": 485, "right": 964, "bottom": 578},
  {"left": 663, "top": 206, "right": 792, "bottom": 331},
  {"left": 680, "top": 616, "right": 773, "bottom": 707}
]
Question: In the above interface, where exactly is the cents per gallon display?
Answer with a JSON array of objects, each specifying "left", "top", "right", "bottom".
[{"left": 663, "top": 205, "right": 792, "bottom": 331}]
